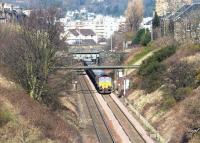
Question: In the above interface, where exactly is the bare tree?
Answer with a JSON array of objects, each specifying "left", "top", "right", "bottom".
[
  {"left": 125, "top": 0, "right": 144, "bottom": 32},
  {"left": 0, "top": 8, "right": 65, "bottom": 101}
]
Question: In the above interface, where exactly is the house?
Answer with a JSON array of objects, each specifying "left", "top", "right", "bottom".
[
  {"left": 0, "top": 2, "right": 26, "bottom": 23},
  {"left": 155, "top": 0, "right": 192, "bottom": 16},
  {"left": 159, "top": 1, "right": 200, "bottom": 43},
  {"left": 65, "top": 29, "right": 98, "bottom": 45},
  {"left": 140, "top": 17, "right": 153, "bottom": 32}
]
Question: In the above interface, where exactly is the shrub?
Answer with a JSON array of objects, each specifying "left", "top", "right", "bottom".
[
  {"left": 139, "top": 61, "right": 166, "bottom": 76},
  {"left": 132, "top": 28, "right": 151, "bottom": 46},
  {"left": 138, "top": 45, "right": 176, "bottom": 93},
  {"left": 160, "top": 87, "right": 176, "bottom": 110},
  {"left": 0, "top": 108, "right": 14, "bottom": 127},
  {"left": 139, "top": 45, "right": 176, "bottom": 75},
  {"left": 132, "top": 29, "right": 145, "bottom": 44},
  {"left": 140, "top": 30, "right": 151, "bottom": 46},
  {"left": 141, "top": 73, "right": 164, "bottom": 93},
  {"left": 174, "top": 87, "right": 192, "bottom": 102},
  {"left": 168, "top": 62, "right": 196, "bottom": 89}
]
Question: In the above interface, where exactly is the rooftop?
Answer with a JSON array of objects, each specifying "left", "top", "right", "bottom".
[{"left": 68, "top": 29, "right": 96, "bottom": 36}]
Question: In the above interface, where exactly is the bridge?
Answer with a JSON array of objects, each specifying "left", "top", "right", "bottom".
[{"left": 54, "top": 65, "right": 140, "bottom": 70}]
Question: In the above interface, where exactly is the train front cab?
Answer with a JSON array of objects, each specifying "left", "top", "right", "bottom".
[{"left": 98, "top": 76, "right": 112, "bottom": 94}]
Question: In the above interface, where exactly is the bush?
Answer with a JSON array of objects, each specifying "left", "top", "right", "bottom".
[
  {"left": 138, "top": 45, "right": 176, "bottom": 93},
  {"left": 168, "top": 62, "right": 196, "bottom": 89},
  {"left": 140, "top": 30, "right": 151, "bottom": 46},
  {"left": 174, "top": 87, "right": 192, "bottom": 102},
  {"left": 133, "top": 29, "right": 145, "bottom": 44},
  {"left": 139, "top": 45, "right": 176, "bottom": 76},
  {"left": 160, "top": 87, "right": 176, "bottom": 110},
  {"left": 141, "top": 73, "right": 164, "bottom": 93},
  {"left": 132, "top": 28, "right": 151, "bottom": 46},
  {"left": 0, "top": 108, "right": 14, "bottom": 127}
]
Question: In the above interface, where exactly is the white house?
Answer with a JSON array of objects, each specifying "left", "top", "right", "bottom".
[
  {"left": 140, "top": 17, "right": 153, "bottom": 32},
  {"left": 65, "top": 29, "right": 98, "bottom": 45}
]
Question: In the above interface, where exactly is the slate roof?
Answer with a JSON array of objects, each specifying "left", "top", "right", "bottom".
[
  {"left": 164, "top": 3, "right": 200, "bottom": 21},
  {"left": 69, "top": 29, "right": 96, "bottom": 36},
  {"left": 79, "top": 29, "right": 96, "bottom": 36},
  {"left": 69, "top": 29, "right": 79, "bottom": 36}
]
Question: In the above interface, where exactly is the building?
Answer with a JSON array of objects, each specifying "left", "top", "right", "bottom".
[
  {"left": 160, "top": 2, "right": 200, "bottom": 43},
  {"left": 65, "top": 29, "right": 97, "bottom": 45},
  {"left": 0, "top": 2, "right": 26, "bottom": 23},
  {"left": 155, "top": 0, "right": 192, "bottom": 16},
  {"left": 60, "top": 12, "right": 125, "bottom": 40},
  {"left": 140, "top": 17, "right": 153, "bottom": 32}
]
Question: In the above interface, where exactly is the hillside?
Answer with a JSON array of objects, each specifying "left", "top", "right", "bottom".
[
  {"left": 1, "top": 0, "right": 155, "bottom": 17},
  {"left": 0, "top": 65, "right": 81, "bottom": 143},
  {"left": 126, "top": 41, "right": 200, "bottom": 142}
]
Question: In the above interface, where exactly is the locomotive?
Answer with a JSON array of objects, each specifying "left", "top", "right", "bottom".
[{"left": 84, "top": 61, "right": 112, "bottom": 94}]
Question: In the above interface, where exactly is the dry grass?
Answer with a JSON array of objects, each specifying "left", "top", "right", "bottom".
[{"left": 127, "top": 44, "right": 200, "bottom": 142}]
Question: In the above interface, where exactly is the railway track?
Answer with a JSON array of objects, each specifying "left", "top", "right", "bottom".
[
  {"left": 78, "top": 72, "right": 115, "bottom": 143},
  {"left": 103, "top": 95, "right": 146, "bottom": 143}
]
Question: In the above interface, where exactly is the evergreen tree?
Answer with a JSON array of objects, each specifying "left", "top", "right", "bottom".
[{"left": 152, "top": 11, "right": 160, "bottom": 28}]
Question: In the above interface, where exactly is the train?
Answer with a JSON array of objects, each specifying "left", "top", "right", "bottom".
[{"left": 83, "top": 61, "right": 112, "bottom": 94}]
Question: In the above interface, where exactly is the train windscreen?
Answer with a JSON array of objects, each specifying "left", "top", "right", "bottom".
[{"left": 92, "top": 70, "right": 105, "bottom": 76}]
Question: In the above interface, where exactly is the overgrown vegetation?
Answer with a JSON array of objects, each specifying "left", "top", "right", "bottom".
[
  {"left": 166, "top": 62, "right": 197, "bottom": 102},
  {"left": 129, "top": 41, "right": 200, "bottom": 142},
  {"left": 132, "top": 28, "right": 151, "bottom": 46},
  {"left": 0, "top": 106, "right": 15, "bottom": 127},
  {"left": 138, "top": 45, "right": 176, "bottom": 92},
  {"left": 0, "top": 9, "right": 65, "bottom": 102}
]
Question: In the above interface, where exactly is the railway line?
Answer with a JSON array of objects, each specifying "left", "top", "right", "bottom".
[
  {"left": 78, "top": 70, "right": 154, "bottom": 143},
  {"left": 78, "top": 72, "right": 115, "bottom": 143},
  {"left": 103, "top": 95, "right": 146, "bottom": 143}
]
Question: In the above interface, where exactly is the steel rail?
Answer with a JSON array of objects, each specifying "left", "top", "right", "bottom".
[
  {"left": 81, "top": 75, "right": 115, "bottom": 143},
  {"left": 78, "top": 73, "right": 115, "bottom": 143},
  {"left": 78, "top": 75, "right": 102, "bottom": 142},
  {"left": 104, "top": 95, "right": 146, "bottom": 143}
]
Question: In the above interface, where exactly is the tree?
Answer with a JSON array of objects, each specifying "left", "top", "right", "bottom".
[
  {"left": 1, "top": 8, "right": 65, "bottom": 101},
  {"left": 125, "top": 0, "right": 144, "bottom": 32},
  {"left": 152, "top": 11, "right": 160, "bottom": 28},
  {"left": 168, "top": 62, "right": 196, "bottom": 89},
  {"left": 132, "top": 28, "right": 151, "bottom": 46}
]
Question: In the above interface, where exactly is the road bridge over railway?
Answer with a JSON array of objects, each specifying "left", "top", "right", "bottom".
[{"left": 54, "top": 65, "right": 140, "bottom": 70}]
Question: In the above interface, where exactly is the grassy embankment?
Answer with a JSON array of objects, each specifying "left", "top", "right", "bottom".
[{"left": 127, "top": 41, "right": 200, "bottom": 142}]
